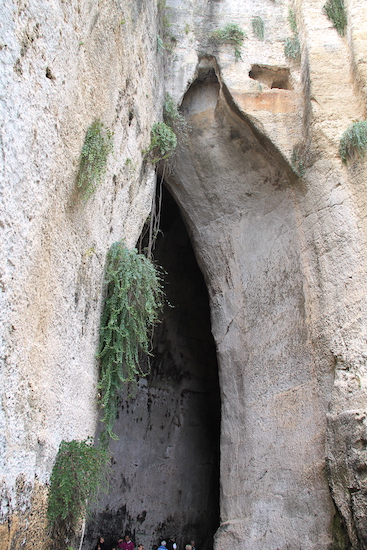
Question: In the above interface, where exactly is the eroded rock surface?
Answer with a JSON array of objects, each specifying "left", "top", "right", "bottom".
[
  {"left": 164, "top": 62, "right": 334, "bottom": 550},
  {"left": 2, "top": 0, "right": 367, "bottom": 548}
]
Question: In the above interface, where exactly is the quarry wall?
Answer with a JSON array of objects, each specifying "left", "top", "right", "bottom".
[{"left": 1, "top": 0, "right": 367, "bottom": 548}]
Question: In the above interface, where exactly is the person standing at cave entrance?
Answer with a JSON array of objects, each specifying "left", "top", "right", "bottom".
[
  {"left": 96, "top": 536, "right": 107, "bottom": 550},
  {"left": 158, "top": 540, "right": 167, "bottom": 550},
  {"left": 167, "top": 536, "right": 177, "bottom": 550},
  {"left": 118, "top": 534, "right": 135, "bottom": 550},
  {"left": 190, "top": 540, "right": 196, "bottom": 550}
]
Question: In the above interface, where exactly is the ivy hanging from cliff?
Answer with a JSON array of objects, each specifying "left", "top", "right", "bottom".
[
  {"left": 47, "top": 439, "right": 109, "bottom": 534},
  {"left": 98, "top": 241, "right": 164, "bottom": 439}
]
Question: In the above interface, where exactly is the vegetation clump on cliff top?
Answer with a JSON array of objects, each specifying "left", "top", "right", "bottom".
[
  {"left": 339, "top": 121, "right": 367, "bottom": 164},
  {"left": 323, "top": 0, "right": 347, "bottom": 37},
  {"left": 47, "top": 439, "right": 109, "bottom": 534},
  {"left": 76, "top": 120, "right": 113, "bottom": 198},
  {"left": 98, "top": 241, "right": 164, "bottom": 440}
]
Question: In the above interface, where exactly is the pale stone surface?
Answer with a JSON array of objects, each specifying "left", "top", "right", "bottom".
[
  {"left": 161, "top": 1, "right": 367, "bottom": 547},
  {"left": 0, "top": 0, "right": 160, "bottom": 546},
  {"left": 164, "top": 65, "right": 335, "bottom": 549},
  {"left": 2, "top": 0, "right": 367, "bottom": 548}
]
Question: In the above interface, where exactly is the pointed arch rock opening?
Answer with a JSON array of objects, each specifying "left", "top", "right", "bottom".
[
  {"left": 161, "top": 60, "right": 335, "bottom": 550},
  {"left": 85, "top": 183, "right": 221, "bottom": 550}
]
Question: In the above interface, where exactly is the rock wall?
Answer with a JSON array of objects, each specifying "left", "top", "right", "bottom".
[
  {"left": 1, "top": 0, "right": 367, "bottom": 548},
  {"left": 0, "top": 0, "right": 162, "bottom": 547},
  {"left": 164, "top": 64, "right": 334, "bottom": 549}
]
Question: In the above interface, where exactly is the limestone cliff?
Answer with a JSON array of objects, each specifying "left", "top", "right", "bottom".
[{"left": 1, "top": 0, "right": 367, "bottom": 549}]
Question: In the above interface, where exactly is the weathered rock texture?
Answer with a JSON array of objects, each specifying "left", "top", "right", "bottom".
[
  {"left": 0, "top": 0, "right": 162, "bottom": 547},
  {"left": 1, "top": 0, "right": 367, "bottom": 548}
]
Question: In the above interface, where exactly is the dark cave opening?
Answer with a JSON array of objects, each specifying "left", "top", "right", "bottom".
[
  {"left": 85, "top": 184, "right": 221, "bottom": 550},
  {"left": 146, "top": 182, "right": 221, "bottom": 550}
]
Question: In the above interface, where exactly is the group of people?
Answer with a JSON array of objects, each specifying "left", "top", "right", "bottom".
[
  {"left": 155, "top": 538, "right": 197, "bottom": 550},
  {"left": 96, "top": 534, "right": 197, "bottom": 550}
]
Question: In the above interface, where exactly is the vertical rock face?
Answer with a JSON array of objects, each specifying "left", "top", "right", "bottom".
[
  {"left": 0, "top": 0, "right": 161, "bottom": 547},
  {"left": 164, "top": 63, "right": 333, "bottom": 549},
  {"left": 2, "top": 0, "right": 367, "bottom": 548}
]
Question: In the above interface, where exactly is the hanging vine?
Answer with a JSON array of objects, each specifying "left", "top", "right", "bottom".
[{"left": 98, "top": 241, "right": 164, "bottom": 440}]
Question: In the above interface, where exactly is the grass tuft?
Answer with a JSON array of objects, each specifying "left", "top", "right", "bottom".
[
  {"left": 323, "top": 0, "right": 347, "bottom": 37},
  {"left": 284, "top": 35, "right": 301, "bottom": 61},
  {"left": 252, "top": 16, "right": 265, "bottom": 40},
  {"left": 210, "top": 22, "right": 246, "bottom": 46},
  {"left": 339, "top": 121, "right": 367, "bottom": 163}
]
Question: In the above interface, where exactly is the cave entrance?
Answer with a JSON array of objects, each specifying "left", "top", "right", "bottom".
[
  {"left": 86, "top": 183, "right": 220, "bottom": 550},
  {"left": 146, "top": 182, "right": 221, "bottom": 550}
]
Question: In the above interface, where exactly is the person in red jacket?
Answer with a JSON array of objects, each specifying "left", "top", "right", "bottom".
[{"left": 118, "top": 534, "right": 135, "bottom": 550}]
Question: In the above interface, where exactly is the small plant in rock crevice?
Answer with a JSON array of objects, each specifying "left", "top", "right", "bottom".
[
  {"left": 163, "top": 93, "right": 189, "bottom": 144},
  {"left": 47, "top": 439, "right": 109, "bottom": 535},
  {"left": 147, "top": 121, "right": 177, "bottom": 163},
  {"left": 210, "top": 23, "right": 246, "bottom": 60},
  {"left": 76, "top": 120, "right": 113, "bottom": 198},
  {"left": 284, "top": 8, "right": 301, "bottom": 62},
  {"left": 284, "top": 35, "right": 301, "bottom": 60},
  {"left": 339, "top": 121, "right": 367, "bottom": 164},
  {"left": 252, "top": 16, "right": 265, "bottom": 41},
  {"left": 288, "top": 9, "right": 298, "bottom": 34},
  {"left": 98, "top": 241, "right": 164, "bottom": 440},
  {"left": 323, "top": 0, "right": 347, "bottom": 37},
  {"left": 291, "top": 144, "right": 306, "bottom": 177}
]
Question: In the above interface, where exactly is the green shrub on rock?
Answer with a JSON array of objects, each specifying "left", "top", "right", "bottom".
[
  {"left": 252, "top": 16, "right": 264, "bottom": 41},
  {"left": 210, "top": 23, "right": 246, "bottom": 46},
  {"left": 148, "top": 122, "right": 177, "bottom": 163},
  {"left": 47, "top": 439, "right": 109, "bottom": 533},
  {"left": 284, "top": 35, "right": 301, "bottom": 60},
  {"left": 284, "top": 9, "right": 301, "bottom": 62},
  {"left": 323, "top": 0, "right": 347, "bottom": 37},
  {"left": 76, "top": 120, "right": 113, "bottom": 198},
  {"left": 163, "top": 93, "right": 189, "bottom": 143},
  {"left": 210, "top": 23, "right": 246, "bottom": 60},
  {"left": 339, "top": 121, "right": 367, "bottom": 164}
]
